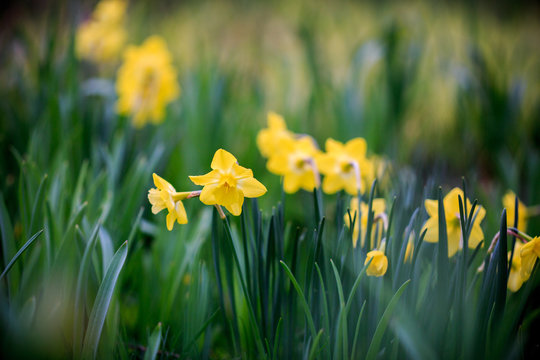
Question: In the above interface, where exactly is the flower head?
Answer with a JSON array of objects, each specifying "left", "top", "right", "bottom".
[
  {"left": 116, "top": 36, "right": 180, "bottom": 128},
  {"left": 76, "top": 0, "right": 126, "bottom": 63},
  {"left": 148, "top": 173, "right": 187, "bottom": 230},
  {"left": 365, "top": 250, "right": 388, "bottom": 277},
  {"left": 503, "top": 191, "right": 528, "bottom": 232},
  {"left": 345, "top": 198, "right": 386, "bottom": 248},
  {"left": 404, "top": 233, "right": 414, "bottom": 263},
  {"left": 189, "top": 149, "right": 267, "bottom": 216},
  {"left": 508, "top": 241, "right": 525, "bottom": 292},
  {"left": 422, "top": 188, "right": 485, "bottom": 258},
  {"left": 256, "top": 112, "right": 295, "bottom": 158},
  {"left": 317, "top": 138, "right": 373, "bottom": 195},
  {"left": 520, "top": 236, "right": 540, "bottom": 281},
  {"left": 267, "top": 136, "right": 321, "bottom": 193}
]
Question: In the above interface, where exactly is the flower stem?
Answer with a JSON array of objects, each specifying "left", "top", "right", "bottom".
[{"left": 214, "top": 204, "right": 226, "bottom": 219}]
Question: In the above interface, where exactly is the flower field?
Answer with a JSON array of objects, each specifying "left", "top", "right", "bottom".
[{"left": 1, "top": 0, "right": 540, "bottom": 359}]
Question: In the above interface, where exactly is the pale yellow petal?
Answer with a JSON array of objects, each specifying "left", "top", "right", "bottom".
[
  {"left": 283, "top": 174, "right": 301, "bottom": 194},
  {"left": 199, "top": 183, "right": 219, "bottom": 205},
  {"left": 166, "top": 212, "right": 175, "bottom": 231},
  {"left": 211, "top": 149, "right": 237, "bottom": 171},
  {"left": 345, "top": 138, "right": 367, "bottom": 158},
  {"left": 222, "top": 188, "right": 244, "bottom": 216},
  {"left": 322, "top": 174, "right": 344, "bottom": 194},
  {"left": 238, "top": 177, "right": 267, "bottom": 198},
  {"left": 468, "top": 223, "right": 484, "bottom": 249},
  {"left": 422, "top": 217, "right": 439, "bottom": 243},
  {"left": 153, "top": 173, "right": 175, "bottom": 192},
  {"left": 372, "top": 199, "right": 386, "bottom": 215},
  {"left": 443, "top": 187, "right": 464, "bottom": 215},
  {"left": 232, "top": 163, "right": 254, "bottom": 179},
  {"left": 268, "top": 111, "right": 286, "bottom": 130},
  {"left": 175, "top": 201, "right": 188, "bottom": 224},
  {"left": 425, "top": 199, "right": 438, "bottom": 217},
  {"left": 325, "top": 138, "right": 344, "bottom": 153},
  {"left": 267, "top": 154, "right": 288, "bottom": 175},
  {"left": 447, "top": 225, "right": 461, "bottom": 258}
]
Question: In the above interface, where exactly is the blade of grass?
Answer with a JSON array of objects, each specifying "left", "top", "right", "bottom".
[
  {"left": 0, "top": 229, "right": 43, "bottom": 281},
  {"left": 143, "top": 322, "right": 162, "bottom": 360}
]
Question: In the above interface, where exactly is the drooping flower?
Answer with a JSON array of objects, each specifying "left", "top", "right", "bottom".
[
  {"left": 76, "top": 0, "right": 127, "bottom": 63},
  {"left": 422, "top": 187, "right": 485, "bottom": 258},
  {"left": 256, "top": 112, "right": 295, "bottom": 158},
  {"left": 148, "top": 173, "right": 188, "bottom": 230},
  {"left": 365, "top": 250, "right": 388, "bottom": 277},
  {"left": 508, "top": 241, "right": 525, "bottom": 292},
  {"left": 266, "top": 136, "right": 321, "bottom": 193},
  {"left": 404, "top": 233, "right": 414, "bottom": 263},
  {"left": 189, "top": 149, "right": 267, "bottom": 216},
  {"left": 316, "top": 138, "right": 373, "bottom": 195},
  {"left": 345, "top": 198, "right": 386, "bottom": 249},
  {"left": 116, "top": 36, "right": 180, "bottom": 128},
  {"left": 520, "top": 236, "right": 540, "bottom": 281},
  {"left": 503, "top": 191, "right": 529, "bottom": 232}
]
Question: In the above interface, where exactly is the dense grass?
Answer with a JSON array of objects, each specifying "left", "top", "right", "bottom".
[{"left": 1, "top": 1, "right": 540, "bottom": 359}]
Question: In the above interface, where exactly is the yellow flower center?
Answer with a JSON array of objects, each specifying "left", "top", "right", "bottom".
[{"left": 219, "top": 173, "right": 237, "bottom": 188}]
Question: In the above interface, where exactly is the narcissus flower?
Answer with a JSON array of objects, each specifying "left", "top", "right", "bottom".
[
  {"left": 317, "top": 138, "right": 373, "bottom": 195},
  {"left": 422, "top": 188, "right": 485, "bottom": 258},
  {"left": 365, "top": 250, "right": 388, "bottom": 277},
  {"left": 116, "top": 36, "right": 180, "bottom": 128},
  {"left": 256, "top": 112, "right": 295, "bottom": 158},
  {"left": 76, "top": 0, "right": 127, "bottom": 63},
  {"left": 148, "top": 173, "right": 188, "bottom": 230},
  {"left": 345, "top": 198, "right": 386, "bottom": 248},
  {"left": 503, "top": 191, "right": 529, "bottom": 232},
  {"left": 190, "top": 149, "right": 267, "bottom": 216},
  {"left": 520, "top": 236, "right": 540, "bottom": 281},
  {"left": 508, "top": 241, "right": 525, "bottom": 292},
  {"left": 404, "top": 234, "right": 414, "bottom": 263},
  {"left": 267, "top": 137, "right": 321, "bottom": 193}
]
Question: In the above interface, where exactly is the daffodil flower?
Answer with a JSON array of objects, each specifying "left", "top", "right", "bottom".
[
  {"left": 345, "top": 198, "right": 386, "bottom": 248},
  {"left": 256, "top": 112, "right": 295, "bottom": 158},
  {"left": 148, "top": 173, "right": 190, "bottom": 230},
  {"left": 503, "top": 191, "right": 529, "bottom": 232},
  {"left": 508, "top": 241, "right": 525, "bottom": 292},
  {"left": 520, "top": 236, "right": 540, "bottom": 281},
  {"left": 404, "top": 232, "right": 414, "bottom": 263},
  {"left": 189, "top": 149, "right": 267, "bottom": 216},
  {"left": 267, "top": 136, "right": 321, "bottom": 193},
  {"left": 316, "top": 138, "right": 373, "bottom": 195},
  {"left": 422, "top": 187, "right": 485, "bottom": 258},
  {"left": 365, "top": 250, "right": 388, "bottom": 277}
]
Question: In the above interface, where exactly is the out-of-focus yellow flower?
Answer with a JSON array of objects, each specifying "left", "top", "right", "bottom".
[
  {"left": 316, "top": 138, "right": 373, "bottom": 195},
  {"left": 520, "top": 236, "right": 540, "bottom": 281},
  {"left": 256, "top": 112, "right": 295, "bottom": 158},
  {"left": 76, "top": 0, "right": 127, "bottom": 63},
  {"left": 345, "top": 198, "right": 386, "bottom": 249},
  {"left": 116, "top": 36, "right": 180, "bottom": 128},
  {"left": 267, "top": 137, "right": 321, "bottom": 193},
  {"left": 503, "top": 191, "right": 529, "bottom": 232},
  {"left": 148, "top": 173, "right": 188, "bottom": 230},
  {"left": 365, "top": 250, "right": 388, "bottom": 277},
  {"left": 404, "top": 233, "right": 414, "bottom": 263},
  {"left": 189, "top": 149, "right": 267, "bottom": 216},
  {"left": 422, "top": 188, "right": 485, "bottom": 258},
  {"left": 508, "top": 241, "right": 525, "bottom": 292}
]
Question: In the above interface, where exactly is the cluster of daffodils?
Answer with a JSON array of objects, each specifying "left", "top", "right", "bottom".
[
  {"left": 116, "top": 36, "right": 180, "bottom": 127},
  {"left": 148, "top": 149, "right": 267, "bottom": 230},
  {"left": 258, "top": 112, "right": 391, "bottom": 276},
  {"left": 76, "top": 0, "right": 127, "bottom": 63}
]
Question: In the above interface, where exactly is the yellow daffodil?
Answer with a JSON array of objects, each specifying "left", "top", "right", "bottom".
[
  {"left": 520, "top": 236, "right": 540, "bottom": 281},
  {"left": 422, "top": 187, "right": 485, "bottom": 258},
  {"left": 267, "top": 136, "right": 321, "bottom": 193},
  {"left": 116, "top": 36, "right": 180, "bottom": 128},
  {"left": 365, "top": 250, "right": 388, "bottom": 277},
  {"left": 508, "top": 241, "right": 525, "bottom": 292},
  {"left": 256, "top": 112, "right": 295, "bottom": 158},
  {"left": 503, "top": 191, "right": 529, "bottom": 232},
  {"left": 189, "top": 149, "right": 267, "bottom": 216},
  {"left": 76, "top": 0, "right": 126, "bottom": 63},
  {"left": 345, "top": 198, "right": 386, "bottom": 248},
  {"left": 404, "top": 233, "right": 414, "bottom": 263},
  {"left": 148, "top": 173, "right": 188, "bottom": 230},
  {"left": 317, "top": 138, "right": 374, "bottom": 195}
]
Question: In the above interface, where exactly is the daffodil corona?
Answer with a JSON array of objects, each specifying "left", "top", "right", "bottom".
[
  {"left": 190, "top": 149, "right": 267, "bottom": 216},
  {"left": 422, "top": 188, "right": 485, "bottom": 258},
  {"left": 317, "top": 138, "right": 373, "bottom": 195},
  {"left": 116, "top": 36, "right": 180, "bottom": 128}
]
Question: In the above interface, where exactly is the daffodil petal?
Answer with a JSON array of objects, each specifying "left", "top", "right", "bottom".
[
  {"left": 200, "top": 183, "right": 219, "bottom": 205},
  {"left": 447, "top": 225, "right": 461, "bottom": 257},
  {"left": 232, "top": 163, "right": 254, "bottom": 179},
  {"left": 325, "top": 138, "right": 344, "bottom": 153},
  {"left": 238, "top": 177, "right": 267, "bottom": 197},
  {"left": 422, "top": 217, "right": 439, "bottom": 243},
  {"left": 268, "top": 111, "right": 286, "bottom": 130},
  {"left": 425, "top": 199, "right": 438, "bottom": 217},
  {"left": 322, "top": 175, "right": 343, "bottom": 194},
  {"left": 153, "top": 173, "right": 175, "bottom": 192},
  {"left": 175, "top": 201, "right": 188, "bottom": 224},
  {"left": 166, "top": 212, "right": 175, "bottom": 231},
  {"left": 345, "top": 138, "right": 367, "bottom": 158},
  {"left": 211, "top": 149, "right": 237, "bottom": 171},
  {"left": 190, "top": 170, "right": 221, "bottom": 186},
  {"left": 283, "top": 174, "right": 301, "bottom": 193},
  {"left": 223, "top": 188, "right": 244, "bottom": 216}
]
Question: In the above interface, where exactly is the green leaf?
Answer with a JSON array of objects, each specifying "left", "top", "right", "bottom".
[
  {"left": 143, "top": 322, "right": 162, "bottom": 360},
  {"left": 366, "top": 279, "right": 411, "bottom": 360},
  {"left": 81, "top": 241, "right": 128, "bottom": 360},
  {"left": 0, "top": 229, "right": 43, "bottom": 281}
]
